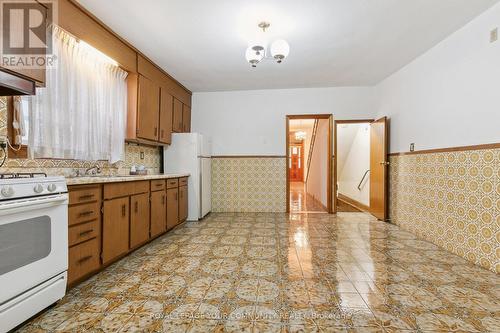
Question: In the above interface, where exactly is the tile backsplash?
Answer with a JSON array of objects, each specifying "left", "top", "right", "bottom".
[{"left": 0, "top": 97, "right": 161, "bottom": 176}]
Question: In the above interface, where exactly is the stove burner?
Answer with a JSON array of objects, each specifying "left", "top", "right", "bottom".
[{"left": 0, "top": 172, "right": 48, "bottom": 179}]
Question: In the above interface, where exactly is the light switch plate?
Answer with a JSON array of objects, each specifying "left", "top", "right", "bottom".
[
  {"left": 491, "top": 28, "right": 498, "bottom": 43},
  {"left": 140, "top": 151, "right": 145, "bottom": 159},
  {"left": 410, "top": 143, "right": 415, "bottom": 152}
]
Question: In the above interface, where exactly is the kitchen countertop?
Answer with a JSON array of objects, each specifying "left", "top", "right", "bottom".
[{"left": 66, "top": 173, "right": 190, "bottom": 186}]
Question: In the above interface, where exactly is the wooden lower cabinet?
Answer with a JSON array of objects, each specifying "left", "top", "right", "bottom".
[
  {"left": 179, "top": 185, "right": 188, "bottom": 223},
  {"left": 102, "top": 197, "right": 130, "bottom": 264},
  {"left": 68, "top": 238, "right": 100, "bottom": 285},
  {"left": 130, "top": 193, "right": 151, "bottom": 248},
  {"left": 167, "top": 187, "right": 179, "bottom": 229},
  {"left": 151, "top": 190, "right": 167, "bottom": 237}
]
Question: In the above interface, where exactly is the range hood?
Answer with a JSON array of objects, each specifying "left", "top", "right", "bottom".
[{"left": 0, "top": 69, "right": 36, "bottom": 96}]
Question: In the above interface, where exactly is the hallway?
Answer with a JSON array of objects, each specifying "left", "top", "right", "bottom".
[
  {"left": 290, "top": 181, "right": 327, "bottom": 213},
  {"left": 17, "top": 212, "right": 500, "bottom": 332}
]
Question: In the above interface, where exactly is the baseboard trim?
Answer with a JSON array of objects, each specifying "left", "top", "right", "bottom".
[
  {"left": 337, "top": 194, "right": 370, "bottom": 212},
  {"left": 212, "top": 155, "right": 286, "bottom": 158}
]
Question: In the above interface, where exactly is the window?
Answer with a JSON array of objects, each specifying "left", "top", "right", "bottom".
[{"left": 19, "top": 26, "right": 128, "bottom": 163}]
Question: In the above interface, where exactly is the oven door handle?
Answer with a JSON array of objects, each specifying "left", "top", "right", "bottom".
[{"left": 0, "top": 195, "right": 68, "bottom": 217}]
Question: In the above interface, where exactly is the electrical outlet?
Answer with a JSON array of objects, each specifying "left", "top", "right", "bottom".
[
  {"left": 491, "top": 28, "right": 498, "bottom": 43},
  {"left": 140, "top": 151, "right": 145, "bottom": 160},
  {"left": 410, "top": 143, "right": 415, "bottom": 152}
]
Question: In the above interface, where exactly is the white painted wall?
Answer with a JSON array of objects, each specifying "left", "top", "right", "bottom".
[
  {"left": 376, "top": 2, "right": 500, "bottom": 153},
  {"left": 192, "top": 87, "right": 376, "bottom": 155},
  {"left": 306, "top": 119, "right": 329, "bottom": 207},
  {"left": 337, "top": 123, "right": 371, "bottom": 206}
]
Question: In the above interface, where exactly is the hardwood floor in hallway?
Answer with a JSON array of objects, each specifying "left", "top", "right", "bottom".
[
  {"left": 289, "top": 181, "right": 327, "bottom": 213},
  {"left": 16, "top": 212, "right": 500, "bottom": 332}
]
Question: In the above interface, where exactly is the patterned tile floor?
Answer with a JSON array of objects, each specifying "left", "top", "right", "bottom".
[
  {"left": 290, "top": 182, "right": 327, "bottom": 213},
  {"left": 17, "top": 212, "right": 500, "bottom": 332}
]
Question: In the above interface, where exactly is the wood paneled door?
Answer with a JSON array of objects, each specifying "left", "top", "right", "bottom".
[
  {"left": 137, "top": 75, "right": 160, "bottom": 141},
  {"left": 369, "top": 117, "right": 389, "bottom": 221},
  {"left": 166, "top": 187, "right": 179, "bottom": 230},
  {"left": 289, "top": 142, "right": 304, "bottom": 182},
  {"left": 130, "top": 193, "right": 150, "bottom": 248},
  {"left": 150, "top": 191, "right": 167, "bottom": 237}
]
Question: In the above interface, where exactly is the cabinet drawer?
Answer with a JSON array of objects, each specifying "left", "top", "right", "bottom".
[
  {"left": 68, "top": 202, "right": 100, "bottom": 226},
  {"left": 179, "top": 177, "right": 188, "bottom": 186},
  {"left": 104, "top": 181, "right": 149, "bottom": 199},
  {"left": 69, "top": 220, "right": 100, "bottom": 246},
  {"left": 151, "top": 180, "right": 165, "bottom": 191},
  {"left": 69, "top": 186, "right": 101, "bottom": 205},
  {"left": 68, "top": 238, "right": 100, "bottom": 285},
  {"left": 166, "top": 178, "right": 178, "bottom": 189}
]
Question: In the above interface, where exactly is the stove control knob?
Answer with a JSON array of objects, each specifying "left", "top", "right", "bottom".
[
  {"left": 34, "top": 184, "right": 44, "bottom": 193},
  {"left": 1, "top": 186, "right": 14, "bottom": 197},
  {"left": 47, "top": 183, "right": 57, "bottom": 192}
]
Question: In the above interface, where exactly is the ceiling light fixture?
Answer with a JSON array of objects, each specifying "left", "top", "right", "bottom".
[
  {"left": 295, "top": 131, "right": 306, "bottom": 141},
  {"left": 245, "top": 22, "right": 290, "bottom": 67}
]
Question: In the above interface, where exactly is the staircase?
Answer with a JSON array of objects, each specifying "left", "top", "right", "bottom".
[{"left": 305, "top": 119, "right": 319, "bottom": 183}]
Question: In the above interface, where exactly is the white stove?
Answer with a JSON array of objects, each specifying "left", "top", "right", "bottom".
[{"left": 0, "top": 173, "right": 69, "bottom": 332}]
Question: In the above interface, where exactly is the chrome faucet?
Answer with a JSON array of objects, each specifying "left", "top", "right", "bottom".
[{"left": 85, "top": 164, "right": 102, "bottom": 175}]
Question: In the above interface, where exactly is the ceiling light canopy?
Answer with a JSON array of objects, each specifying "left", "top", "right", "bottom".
[{"left": 245, "top": 22, "right": 290, "bottom": 68}]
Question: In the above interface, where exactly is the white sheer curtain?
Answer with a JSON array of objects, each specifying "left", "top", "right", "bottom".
[{"left": 28, "top": 26, "right": 128, "bottom": 163}]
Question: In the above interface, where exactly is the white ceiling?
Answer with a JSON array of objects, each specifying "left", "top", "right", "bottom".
[{"left": 77, "top": 0, "right": 499, "bottom": 92}]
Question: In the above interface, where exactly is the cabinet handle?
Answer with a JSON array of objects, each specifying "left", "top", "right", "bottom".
[
  {"left": 155, "top": 183, "right": 163, "bottom": 187},
  {"left": 162, "top": 195, "right": 165, "bottom": 205},
  {"left": 161, "top": 129, "right": 164, "bottom": 138},
  {"left": 180, "top": 191, "right": 183, "bottom": 199},
  {"left": 154, "top": 127, "right": 158, "bottom": 136},
  {"left": 175, "top": 192, "right": 178, "bottom": 201},
  {"left": 122, "top": 204, "right": 126, "bottom": 217},
  {"left": 134, "top": 201, "right": 138, "bottom": 213},
  {"left": 79, "top": 210, "right": 94, "bottom": 217},
  {"left": 79, "top": 194, "right": 94, "bottom": 200},
  {"left": 79, "top": 229, "right": 93, "bottom": 236},
  {"left": 78, "top": 255, "right": 92, "bottom": 264}
]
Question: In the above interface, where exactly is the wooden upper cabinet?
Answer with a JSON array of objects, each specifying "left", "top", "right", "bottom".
[
  {"left": 182, "top": 105, "right": 191, "bottom": 133},
  {"left": 159, "top": 89, "right": 173, "bottom": 144},
  {"left": 172, "top": 98, "right": 183, "bottom": 133},
  {"left": 137, "top": 75, "right": 160, "bottom": 141}
]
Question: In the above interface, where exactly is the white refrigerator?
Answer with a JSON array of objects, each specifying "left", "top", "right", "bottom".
[{"left": 164, "top": 133, "right": 211, "bottom": 221}]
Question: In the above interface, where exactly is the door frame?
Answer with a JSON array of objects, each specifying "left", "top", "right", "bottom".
[
  {"left": 286, "top": 114, "right": 333, "bottom": 213},
  {"left": 333, "top": 119, "right": 375, "bottom": 214}
]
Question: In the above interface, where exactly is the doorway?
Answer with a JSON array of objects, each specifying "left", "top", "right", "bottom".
[
  {"left": 286, "top": 114, "right": 333, "bottom": 213},
  {"left": 333, "top": 118, "right": 389, "bottom": 220}
]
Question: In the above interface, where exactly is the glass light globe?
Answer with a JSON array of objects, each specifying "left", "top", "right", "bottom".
[
  {"left": 245, "top": 47, "right": 263, "bottom": 67},
  {"left": 270, "top": 39, "right": 290, "bottom": 63}
]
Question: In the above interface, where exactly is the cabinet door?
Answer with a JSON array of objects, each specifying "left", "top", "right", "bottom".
[
  {"left": 151, "top": 191, "right": 167, "bottom": 237},
  {"left": 137, "top": 75, "right": 160, "bottom": 141},
  {"left": 159, "top": 89, "right": 173, "bottom": 144},
  {"left": 166, "top": 188, "right": 178, "bottom": 230},
  {"left": 102, "top": 197, "right": 129, "bottom": 264},
  {"left": 130, "top": 193, "right": 150, "bottom": 248},
  {"left": 179, "top": 185, "right": 188, "bottom": 223},
  {"left": 172, "top": 98, "right": 183, "bottom": 133},
  {"left": 182, "top": 105, "right": 191, "bottom": 133}
]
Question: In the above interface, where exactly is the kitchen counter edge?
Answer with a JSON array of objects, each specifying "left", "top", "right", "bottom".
[{"left": 66, "top": 173, "right": 190, "bottom": 186}]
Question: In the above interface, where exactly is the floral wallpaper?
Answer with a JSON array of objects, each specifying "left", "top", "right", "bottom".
[
  {"left": 0, "top": 97, "right": 161, "bottom": 175},
  {"left": 212, "top": 157, "right": 286, "bottom": 213},
  {"left": 389, "top": 149, "right": 499, "bottom": 273}
]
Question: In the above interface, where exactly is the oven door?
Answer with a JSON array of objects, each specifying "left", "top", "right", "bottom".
[{"left": 0, "top": 194, "right": 68, "bottom": 304}]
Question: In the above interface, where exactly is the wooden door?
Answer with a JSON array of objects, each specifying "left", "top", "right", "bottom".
[
  {"left": 172, "top": 98, "right": 183, "bottom": 133},
  {"left": 130, "top": 193, "right": 150, "bottom": 248},
  {"left": 159, "top": 89, "right": 173, "bottom": 144},
  {"left": 102, "top": 197, "right": 129, "bottom": 264},
  {"left": 179, "top": 185, "right": 188, "bottom": 223},
  {"left": 137, "top": 75, "right": 160, "bottom": 141},
  {"left": 370, "top": 117, "right": 389, "bottom": 221},
  {"left": 289, "top": 143, "right": 304, "bottom": 182},
  {"left": 182, "top": 105, "right": 191, "bottom": 132},
  {"left": 151, "top": 191, "right": 167, "bottom": 237},
  {"left": 166, "top": 188, "right": 179, "bottom": 229}
]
